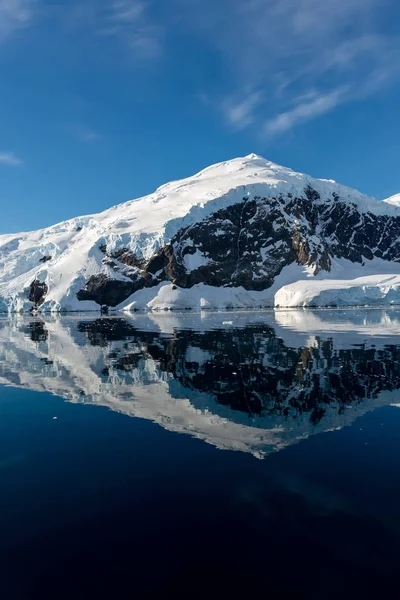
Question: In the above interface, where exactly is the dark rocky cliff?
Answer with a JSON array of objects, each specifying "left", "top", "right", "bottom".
[{"left": 76, "top": 186, "right": 400, "bottom": 306}]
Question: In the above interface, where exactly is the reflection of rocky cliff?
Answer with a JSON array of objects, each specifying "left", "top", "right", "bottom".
[
  {"left": 78, "top": 317, "right": 400, "bottom": 423},
  {"left": 0, "top": 311, "right": 400, "bottom": 457}
]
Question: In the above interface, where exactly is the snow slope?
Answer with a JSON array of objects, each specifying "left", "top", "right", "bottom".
[
  {"left": 384, "top": 193, "right": 400, "bottom": 207},
  {"left": 1, "top": 153, "right": 400, "bottom": 312},
  {"left": 274, "top": 258, "right": 400, "bottom": 308}
]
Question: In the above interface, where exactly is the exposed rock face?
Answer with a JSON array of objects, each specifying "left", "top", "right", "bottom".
[
  {"left": 76, "top": 274, "right": 138, "bottom": 307},
  {"left": 76, "top": 187, "right": 400, "bottom": 306},
  {"left": 109, "top": 248, "right": 145, "bottom": 269},
  {"left": 29, "top": 280, "right": 48, "bottom": 307},
  {"left": 158, "top": 195, "right": 318, "bottom": 290},
  {"left": 161, "top": 192, "right": 400, "bottom": 291}
]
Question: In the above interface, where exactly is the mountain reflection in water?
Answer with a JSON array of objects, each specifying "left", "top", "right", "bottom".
[{"left": 1, "top": 309, "right": 400, "bottom": 458}]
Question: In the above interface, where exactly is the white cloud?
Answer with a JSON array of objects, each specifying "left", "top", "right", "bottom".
[
  {"left": 0, "top": 151, "right": 23, "bottom": 166},
  {"left": 265, "top": 88, "right": 348, "bottom": 136},
  {"left": 0, "top": 0, "right": 35, "bottom": 42},
  {"left": 223, "top": 92, "right": 262, "bottom": 130}
]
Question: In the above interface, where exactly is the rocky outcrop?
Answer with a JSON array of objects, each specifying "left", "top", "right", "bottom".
[
  {"left": 29, "top": 280, "right": 48, "bottom": 307},
  {"left": 109, "top": 248, "right": 145, "bottom": 269},
  {"left": 39, "top": 255, "right": 52, "bottom": 263},
  {"left": 76, "top": 274, "right": 137, "bottom": 307},
  {"left": 162, "top": 192, "right": 400, "bottom": 291}
]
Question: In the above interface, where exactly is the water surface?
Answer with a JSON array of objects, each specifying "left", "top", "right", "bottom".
[{"left": 1, "top": 309, "right": 400, "bottom": 598}]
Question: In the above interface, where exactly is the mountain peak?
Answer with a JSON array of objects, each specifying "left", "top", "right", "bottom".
[{"left": 245, "top": 153, "right": 265, "bottom": 160}]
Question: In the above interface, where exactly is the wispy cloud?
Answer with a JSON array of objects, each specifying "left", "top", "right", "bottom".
[
  {"left": 265, "top": 88, "right": 348, "bottom": 136},
  {"left": 0, "top": 0, "right": 35, "bottom": 43},
  {"left": 173, "top": 0, "right": 399, "bottom": 136},
  {"left": 46, "top": 1, "right": 163, "bottom": 61},
  {"left": 222, "top": 92, "right": 262, "bottom": 130},
  {"left": 0, "top": 151, "right": 23, "bottom": 166},
  {"left": 0, "top": 0, "right": 397, "bottom": 138},
  {"left": 98, "top": 0, "right": 163, "bottom": 59}
]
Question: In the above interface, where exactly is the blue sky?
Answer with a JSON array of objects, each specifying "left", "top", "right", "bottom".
[{"left": 1, "top": 0, "right": 400, "bottom": 232}]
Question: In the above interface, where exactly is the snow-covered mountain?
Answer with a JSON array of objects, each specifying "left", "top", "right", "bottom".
[{"left": 2, "top": 153, "right": 400, "bottom": 312}]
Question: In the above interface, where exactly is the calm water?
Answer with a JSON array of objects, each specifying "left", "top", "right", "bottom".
[{"left": 1, "top": 309, "right": 400, "bottom": 598}]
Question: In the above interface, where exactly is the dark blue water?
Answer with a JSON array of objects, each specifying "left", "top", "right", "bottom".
[{"left": 1, "top": 310, "right": 400, "bottom": 598}]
